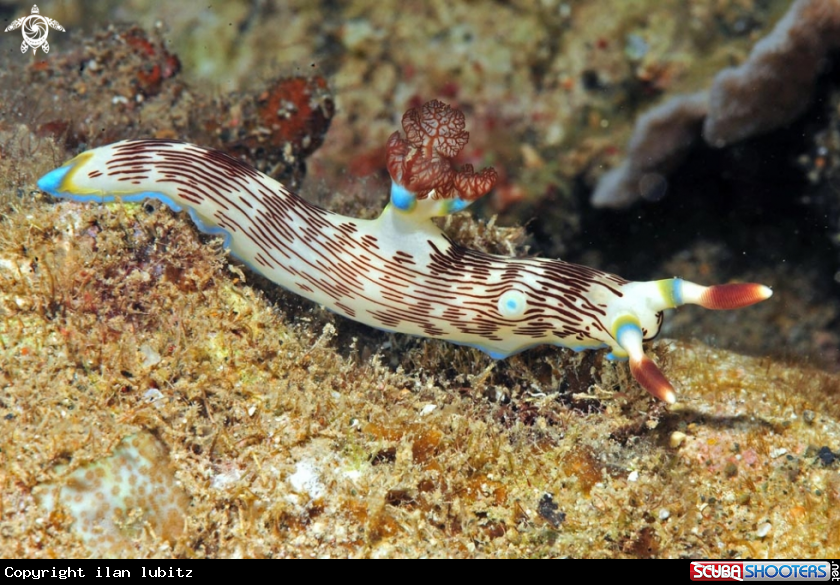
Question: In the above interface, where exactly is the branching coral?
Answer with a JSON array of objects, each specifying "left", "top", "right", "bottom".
[
  {"left": 703, "top": 0, "right": 840, "bottom": 147},
  {"left": 593, "top": 0, "right": 840, "bottom": 208},
  {"left": 591, "top": 92, "right": 707, "bottom": 208}
]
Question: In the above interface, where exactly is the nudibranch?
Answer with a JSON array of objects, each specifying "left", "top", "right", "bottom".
[{"left": 37, "top": 100, "right": 772, "bottom": 404}]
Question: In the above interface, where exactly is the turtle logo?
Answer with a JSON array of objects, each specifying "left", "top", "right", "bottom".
[{"left": 4, "top": 5, "right": 65, "bottom": 54}]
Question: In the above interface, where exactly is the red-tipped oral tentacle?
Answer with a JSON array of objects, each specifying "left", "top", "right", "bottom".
[{"left": 614, "top": 314, "right": 677, "bottom": 404}]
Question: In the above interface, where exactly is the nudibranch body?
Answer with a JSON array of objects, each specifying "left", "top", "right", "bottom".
[{"left": 38, "top": 100, "right": 772, "bottom": 404}]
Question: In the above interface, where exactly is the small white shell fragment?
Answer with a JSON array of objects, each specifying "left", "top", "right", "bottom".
[
  {"left": 288, "top": 460, "right": 325, "bottom": 500},
  {"left": 143, "top": 388, "right": 164, "bottom": 404},
  {"left": 139, "top": 343, "right": 162, "bottom": 368},
  {"left": 669, "top": 431, "right": 686, "bottom": 448},
  {"left": 420, "top": 404, "right": 437, "bottom": 416}
]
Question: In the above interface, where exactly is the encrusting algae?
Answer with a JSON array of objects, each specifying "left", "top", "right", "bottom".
[{"left": 2, "top": 131, "right": 840, "bottom": 558}]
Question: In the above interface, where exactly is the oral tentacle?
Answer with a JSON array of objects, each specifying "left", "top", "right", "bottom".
[{"left": 613, "top": 316, "right": 676, "bottom": 404}]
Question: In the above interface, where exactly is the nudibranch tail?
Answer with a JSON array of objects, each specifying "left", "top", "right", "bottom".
[{"left": 36, "top": 100, "right": 774, "bottom": 405}]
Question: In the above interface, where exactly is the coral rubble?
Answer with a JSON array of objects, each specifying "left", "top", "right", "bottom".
[
  {"left": 34, "top": 433, "right": 189, "bottom": 558},
  {"left": 9, "top": 24, "right": 334, "bottom": 189}
]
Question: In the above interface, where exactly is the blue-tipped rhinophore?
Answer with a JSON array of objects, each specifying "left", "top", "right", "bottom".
[{"left": 390, "top": 182, "right": 416, "bottom": 212}]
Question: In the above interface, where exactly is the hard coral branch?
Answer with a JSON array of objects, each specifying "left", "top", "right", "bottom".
[
  {"left": 703, "top": 0, "right": 840, "bottom": 147},
  {"left": 592, "top": 0, "right": 840, "bottom": 208},
  {"left": 387, "top": 99, "right": 497, "bottom": 201},
  {"left": 592, "top": 92, "right": 707, "bottom": 208}
]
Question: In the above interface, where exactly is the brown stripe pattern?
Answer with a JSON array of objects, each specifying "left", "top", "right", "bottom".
[{"left": 90, "top": 139, "right": 649, "bottom": 357}]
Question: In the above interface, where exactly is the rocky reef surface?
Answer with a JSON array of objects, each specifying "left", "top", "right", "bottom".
[{"left": 1, "top": 0, "right": 839, "bottom": 558}]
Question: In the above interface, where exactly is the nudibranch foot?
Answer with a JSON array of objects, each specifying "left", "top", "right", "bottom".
[{"left": 37, "top": 100, "right": 773, "bottom": 405}]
